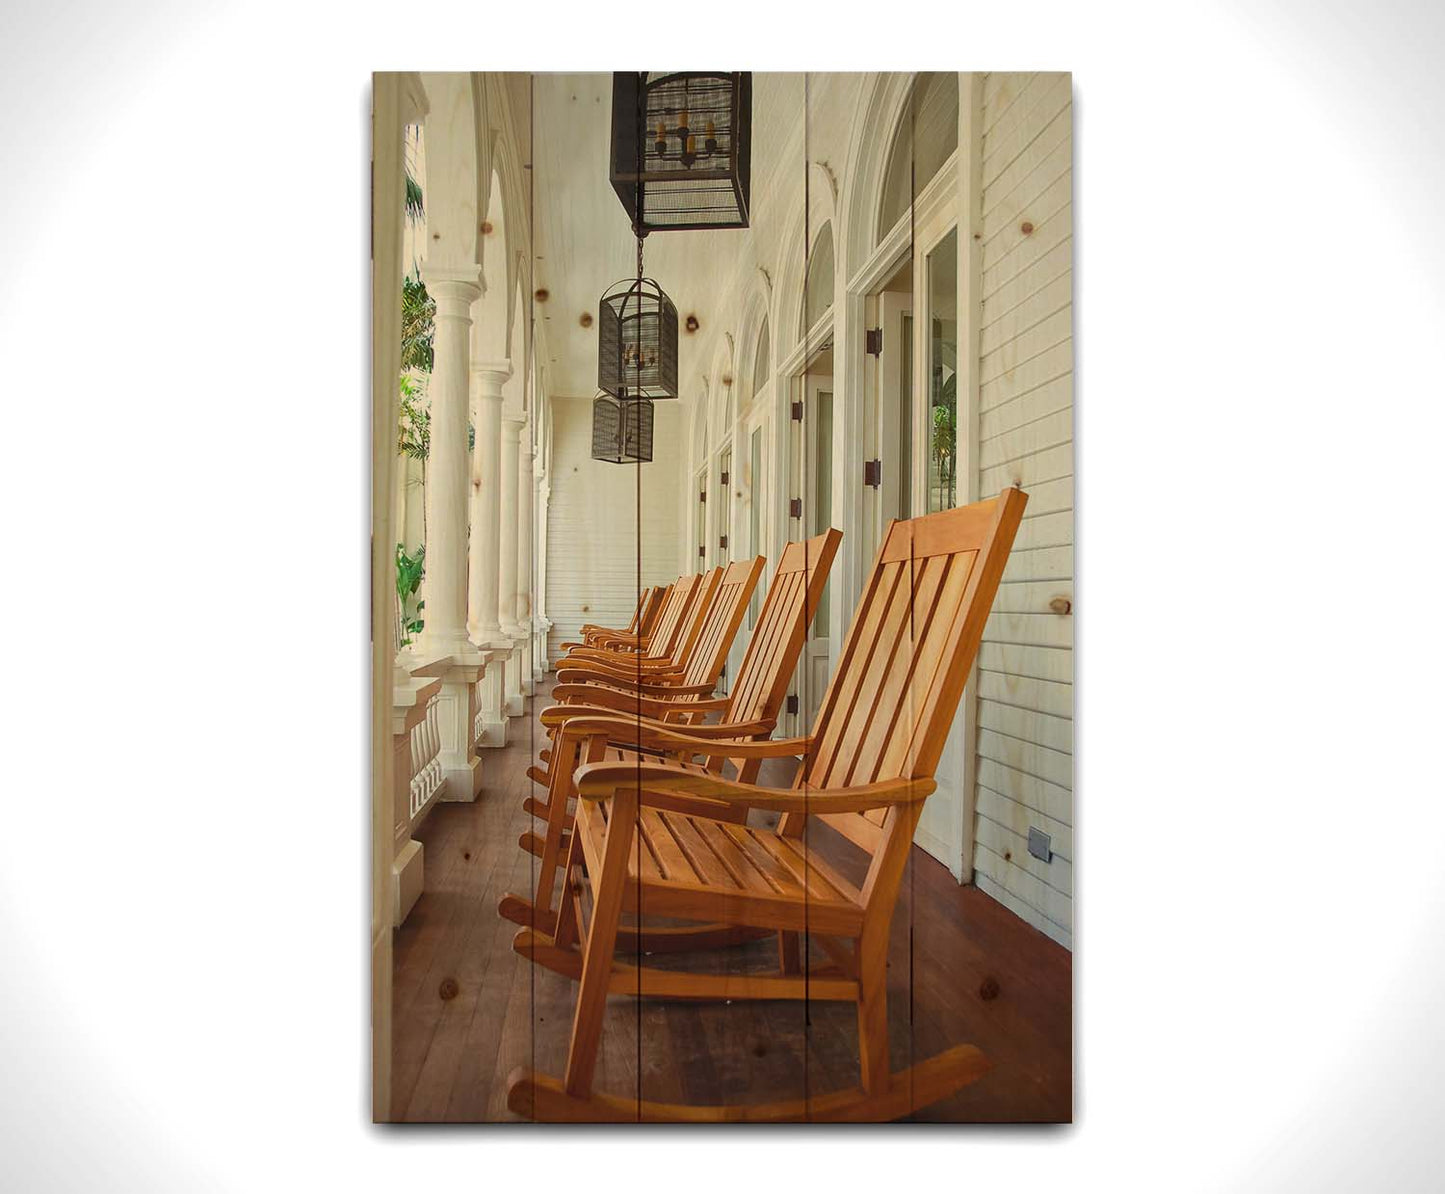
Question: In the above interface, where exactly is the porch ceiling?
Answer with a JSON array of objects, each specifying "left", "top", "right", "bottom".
[{"left": 530, "top": 72, "right": 802, "bottom": 402}]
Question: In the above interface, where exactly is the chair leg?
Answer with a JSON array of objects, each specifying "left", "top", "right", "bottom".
[
  {"left": 533, "top": 730, "right": 603, "bottom": 923},
  {"left": 777, "top": 931, "right": 800, "bottom": 975},
  {"left": 552, "top": 830, "right": 585, "bottom": 948},
  {"left": 562, "top": 788, "right": 638, "bottom": 1100},
  {"left": 855, "top": 923, "right": 890, "bottom": 1096}
]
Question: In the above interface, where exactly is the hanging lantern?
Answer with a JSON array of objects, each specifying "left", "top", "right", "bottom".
[
  {"left": 598, "top": 276, "right": 679, "bottom": 400},
  {"left": 610, "top": 72, "right": 752, "bottom": 234},
  {"left": 591, "top": 393, "right": 654, "bottom": 464}
]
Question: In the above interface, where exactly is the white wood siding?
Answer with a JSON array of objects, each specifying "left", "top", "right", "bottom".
[
  {"left": 544, "top": 397, "right": 685, "bottom": 657},
  {"left": 972, "top": 72, "right": 1074, "bottom": 949}
]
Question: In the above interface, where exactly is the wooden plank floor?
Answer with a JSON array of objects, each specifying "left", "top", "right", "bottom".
[{"left": 391, "top": 676, "right": 1072, "bottom": 1122}]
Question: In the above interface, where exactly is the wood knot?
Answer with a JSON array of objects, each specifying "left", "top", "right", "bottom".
[
  {"left": 1048, "top": 596, "right": 1072, "bottom": 615},
  {"left": 750, "top": 1036, "right": 769, "bottom": 1058},
  {"left": 579, "top": 311, "right": 593, "bottom": 328},
  {"left": 684, "top": 314, "right": 700, "bottom": 333},
  {"left": 439, "top": 977, "right": 459, "bottom": 1001},
  {"left": 979, "top": 976, "right": 1000, "bottom": 1001},
  {"left": 534, "top": 287, "right": 550, "bottom": 302},
  {"left": 1019, "top": 221, "right": 1034, "bottom": 235},
  {"left": 480, "top": 220, "right": 494, "bottom": 235},
  {"left": 462, "top": 850, "right": 471, "bottom": 861}
]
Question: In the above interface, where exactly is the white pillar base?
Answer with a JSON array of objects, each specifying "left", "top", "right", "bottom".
[
  {"left": 392, "top": 838, "right": 424, "bottom": 927},
  {"left": 474, "top": 647, "right": 510, "bottom": 747},
  {"left": 504, "top": 639, "right": 526, "bottom": 717}
]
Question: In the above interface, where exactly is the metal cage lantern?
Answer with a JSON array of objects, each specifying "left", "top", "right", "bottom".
[
  {"left": 598, "top": 276, "right": 679, "bottom": 400},
  {"left": 591, "top": 393, "right": 655, "bottom": 464},
  {"left": 611, "top": 72, "right": 752, "bottom": 233}
]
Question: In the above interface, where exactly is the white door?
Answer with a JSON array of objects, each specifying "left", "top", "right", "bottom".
[
  {"left": 784, "top": 371, "right": 835, "bottom": 734},
  {"left": 910, "top": 216, "right": 969, "bottom": 876},
  {"left": 862, "top": 288, "right": 914, "bottom": 568}
]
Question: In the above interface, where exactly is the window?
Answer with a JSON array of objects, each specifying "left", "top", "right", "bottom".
[
  {"left": 751, "top": 319, "right": 770, "bottom": 403},
  {"left": 747, "top": 426, "right": 764, "bottom": 627},
  {"left": 926, "top": 227, "right": 958, "bottom": 512},
  {"left": 800, "top": 222, "right": 834, "bottom": 337},
  {"left": 877, "top": 73, "right": 960, "bottom": 242}
]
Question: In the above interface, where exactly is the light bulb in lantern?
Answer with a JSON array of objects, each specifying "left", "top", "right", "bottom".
[
  {"left": 654, "top": 120, "right": 666, "bottom": 155},
  {"left": 704, "top": 119, "right": 717, "bottom": 155}
]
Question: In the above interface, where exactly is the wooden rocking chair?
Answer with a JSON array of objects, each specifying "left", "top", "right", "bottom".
[
  {"left": 572, "top": 583, "right": 668, "bottom": 650},
  {"left": 556, "top": 568, "right": 717, "bottom": 677},
  {"left": 514, "top": 559, "right": 761, "bottom": 864},
  {"left": 555, "top": 558, "right": 763, "bottom": 701},
  {"left": 506, "top": 489, "right": 1027, "bottom": 1122},
  {"left": 498, "top": 530, "right": 841, "bottom": 943},
  {"left": 556, "top": 571, "right": 703, "bottom": 663}
]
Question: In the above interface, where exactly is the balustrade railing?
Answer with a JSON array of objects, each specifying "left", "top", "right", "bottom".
[{"left": 409, "top": 690, "right": 444, "bottom": 826}]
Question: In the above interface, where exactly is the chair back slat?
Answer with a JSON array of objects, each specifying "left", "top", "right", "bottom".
[
  {"left": 623, "top": 589, "right": 648, "bottom": 635},
  {"left": 637, "top": 585, "right": 669, "bottom": 638},
  {"left": 724, "top": 530, "right": 842, "bottom": 729},
  {"left": 800, "top": 490, "right": 1027, "bottom": 852},
  {"left": 664, "top": 568, "right": 722, "bottom": 665},
  {"left": 646, "top": 573, "right": 699, "bottom": 660},
  {"left": 682, "top": 558, "right": 765, "bottom": 687}
]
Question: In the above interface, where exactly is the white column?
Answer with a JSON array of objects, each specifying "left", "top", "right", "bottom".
[
  {"left": 418, "top": 265, "right": 482, "bottom": 652},
  {"left": 516, "top": 421, "right": 536, "bottom": 694},
  {"left": 468, "top": 362, "right": 509, "bottom": 642},
  {"left": 499, "top": 411, "right": 525, "bottom": 716},
  {"left": 498, "top": 412, "right": 523, "bottom": 636},
  {"left": 468, "top": 361, "right": 511, "bottom": 749}
]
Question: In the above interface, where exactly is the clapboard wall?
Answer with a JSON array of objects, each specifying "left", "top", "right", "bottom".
[
  {"left": 970, "top": 71, "right": 1074, "bottom": 949},
  {"left": 544, "top": 395, "right": 686, "bottom": 658}
]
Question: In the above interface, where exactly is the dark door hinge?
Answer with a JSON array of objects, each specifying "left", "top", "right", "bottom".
[
  {"left": 720, "top": 470, "right": 729, "bottom": 486},
  {"left": 790, "top": 401, "right": 804, "bottom": 421},
  {"left": 789, "top": 497, "right": 803, "bottom": 519},
  {"left": 719, "top": 535, "right": 728, "bottom": 549},
  {"left": 698, "top": 544, "right": 705, "bottom": 558},
  {"left": 785, "top": 694, "right": 799, "bottom": 715},
  {"left": 699, "top": 490, "right": 706, "bottom": 503},
  {"left": 865, "top": 327, "right": 883, "bottom": 355},
  {"left": 864, "top": 458, "right": 882, "bottom": 487}
]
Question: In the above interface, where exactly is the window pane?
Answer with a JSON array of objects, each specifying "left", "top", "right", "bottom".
[
  {"left": 899, "top": 312, "right": 913, "bottom": 520},
  {"left": 748, "top": 428, "right": 763, "bottom": 627},
  {"left": 801, "top": 223, "right": 834, "bottom": 336},
  {"left": 751, "top": 320, "right": 770, "bottom": 401},
  {"left": 926, "top": 228, "right": 958, "bottom": 513},
  {"left": 877, "top": 73, "right": 960, "bottom": 242},
  {"left": 812, "top": 390, "right": 833, "bottom": 638},
  {"left": 696, "top": 469, "right": 707, "bottom": 563}
]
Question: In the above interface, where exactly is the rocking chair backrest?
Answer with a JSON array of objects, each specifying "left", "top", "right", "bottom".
[
  {"left": 623, "top": 589, "right": 648, "bottom": 635},
  {"left": 645, "top": 573, "right": 701, "bottom": 661},
  {"left": 723, "top": 529, "right": 842, "bottom": 728},
  {"left": 800, "top": 489, "right": 1028, "bottom": 850},
  {"left": 665, "top": 567, "right": 723, "bottom": 667},
  {"left": 636, "top": 585, "right": 669, "bottom": 639},
  {"left": 680, "top": 558, "right": 765, "bottom": 688}
]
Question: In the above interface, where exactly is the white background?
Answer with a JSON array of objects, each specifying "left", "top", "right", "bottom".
[{"left": 2, "top": 2, "right": 1443, "bottom": 1189}]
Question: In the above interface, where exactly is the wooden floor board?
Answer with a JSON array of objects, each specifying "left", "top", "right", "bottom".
[{"left": 390, "top": 676, "right": 1072, "bottom": 1122}]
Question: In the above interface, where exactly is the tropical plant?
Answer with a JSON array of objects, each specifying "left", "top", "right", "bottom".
[
  {"left": 405, "top": 168, "right": 424, "bottom": 224},
  {"left": 400, "top": 272, "right": 435, "bottom": 374},
  {"left": 395, "top": 543, "right": 426, "bottom": 648},
  {"left": 931, "top": 378, "right": 957, "bottom": 509},
  {"left": 398, "top": 374, "right": 431, "bottom": 461}
]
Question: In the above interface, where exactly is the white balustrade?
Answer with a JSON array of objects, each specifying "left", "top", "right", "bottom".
[{"left": 409, "top": 691, "right": 444, "bottom": 826}]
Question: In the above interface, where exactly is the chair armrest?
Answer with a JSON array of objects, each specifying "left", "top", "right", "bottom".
[
  {"left": 550, "top": 712, "right": 801, "bottom": 752},
  {"left": 575, "top": 760, "right": 935, "bottom": 815},
  {"left": 554, "top": 669, "right": 713, "bottom": 698},
  {"left": 552, "top": 684, "right": 729, "bottom": 721}
]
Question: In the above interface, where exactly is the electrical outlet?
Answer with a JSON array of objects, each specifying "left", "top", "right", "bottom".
[{"left": 1027, "top": 827, "right": 1052, "bottom": 864}]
